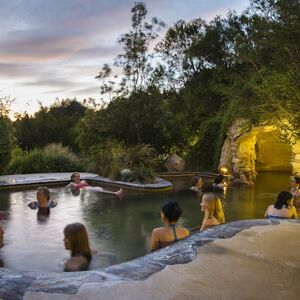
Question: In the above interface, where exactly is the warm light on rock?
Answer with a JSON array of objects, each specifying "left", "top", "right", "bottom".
[{"left": 219, "top": 119, "right": 300, "bottom": 183}]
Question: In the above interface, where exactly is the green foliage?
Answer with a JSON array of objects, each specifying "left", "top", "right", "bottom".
[
  {"left": 87, "top": 140, "right": 125, "bottom": 180},
  {"left": 114, "top": 2, "right": 165, "bottom": 92},
  {"left": 0, "top": 116, "right": 13, "bottom": 174},
  {"left": 187, "top": 116, "right": 224, "bottom": 170},
  {"left": 8, "top": 148, "right": 48, "bottom": 174},
  {"left": 10, "top": 0, "right": 300, "bottom": 174},
  {"left": 7, "top": 144, "right": 83, "bottom": 174},
  {"left": 14, "top": 99, "right": 86, "bottom": 151},
  {"left": 87, "top": 142, "right": 158, "bottom": 183},
  {"left": 121, "top": 144, "right": 158, "bottom": 183}
]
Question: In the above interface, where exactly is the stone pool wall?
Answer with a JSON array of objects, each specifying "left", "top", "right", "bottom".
[{"left": 1, "top": 219, "right": 298, "bottom": 299}]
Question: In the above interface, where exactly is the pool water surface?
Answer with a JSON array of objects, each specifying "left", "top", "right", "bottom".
[{"left": 0, "top": 172, "right": 296, "bottom": 272}]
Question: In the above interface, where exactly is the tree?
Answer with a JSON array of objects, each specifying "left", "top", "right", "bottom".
[
  {"left": 0, "top": 95, "right": 14, "bottom": 174},
  {"left": 14, "top": 99, "right": 87, "bottom": 151},
  {"left": 155, "top": 18, "right": 206, "bottom": 90}
]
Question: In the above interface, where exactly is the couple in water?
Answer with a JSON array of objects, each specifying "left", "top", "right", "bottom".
[{"left": 66, "top": 172, "right": 123, "bottom": 197}]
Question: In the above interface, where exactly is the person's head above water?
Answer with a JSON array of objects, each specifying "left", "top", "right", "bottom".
[
  {"left": 291, "top": 176, "right": 300, "bottom": 187},
  {"left": 214, "top": 175, "right": 225, "bottom": 185},
  {"left": 63, "top": 222, "right": 92, "bottom": 261},
  {"left": 161, "top": 201, "right": 183, "bottom": 224},
  {"left": 71, "top": 172, "right": 81, "bottom": 183},
  {"left": 36, "top": 186, "right": 50, "bottom": 203},
  {"left": 200, "top": 193, "right": 225, "bottom": 223},
  {"left": 274, "top": 191, "right": 293, "bottom": 209},
  {"left": 191, "top": 175, "right": 203, "bottom": 189}
]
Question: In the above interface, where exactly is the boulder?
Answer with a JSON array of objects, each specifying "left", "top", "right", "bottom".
[{"left": 165, "top": 154, "right": 186, "bottom": 172}]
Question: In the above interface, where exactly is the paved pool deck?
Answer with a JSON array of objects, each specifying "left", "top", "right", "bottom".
[
  {"left": 0, "top": 172, "right": 173, "bottom": 192},
  {"left": 20, "top": 221, "right": 300, "bottom": 300}
]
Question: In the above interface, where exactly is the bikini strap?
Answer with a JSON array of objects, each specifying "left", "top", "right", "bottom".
[{"left": 169, "top": 224, "right": 178, "bottom": 242}]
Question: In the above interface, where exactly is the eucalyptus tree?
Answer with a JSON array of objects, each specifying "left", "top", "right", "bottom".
[{"left": 96, "top": 2, "right": 165, "bottom": 97}]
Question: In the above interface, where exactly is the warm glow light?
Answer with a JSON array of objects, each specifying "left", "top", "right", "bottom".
[{"left": 220, "top": 167, "right": 228, "bottom": 175}]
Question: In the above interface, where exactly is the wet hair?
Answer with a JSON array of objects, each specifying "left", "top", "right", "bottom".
[
  {"left": 202, "top": 193, "right": 225, "bottom": 224},
  {"left": 37, "top": 186, "right": 50, "bottom": 201},
  {"left": 214, "top": 175, "right": 224, "bottom": 185},
  {"left": 293, "top": 177, "right": 300, "bottom": 184},
  {"left": 274, "top": 191, "right": 293, "bottom": 209},
  {"left": 64, "top": 223, "right": 92, "bottom": 262},
  {"left": 191, "top": 175, "right": 202, "bottom": 187},
  {"left": 71, "top": 172, "right": 80, "bottom": 182},
  {"left": 161, "top": 201, "right": 183, "bottom": 222}
]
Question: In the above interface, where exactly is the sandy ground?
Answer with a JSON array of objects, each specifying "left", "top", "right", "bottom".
[{"left": 24, "top": 222, "right": 300, "bottom": 300}]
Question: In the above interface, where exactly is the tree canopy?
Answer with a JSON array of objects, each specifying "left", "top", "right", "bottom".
[{"left": 12, "top": 0, "right": 300, "bottom": 172}]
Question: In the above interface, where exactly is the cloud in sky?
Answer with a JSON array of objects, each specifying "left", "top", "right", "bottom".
[{"left": 0, "top": 0, "right": 249, "bottom": 115}]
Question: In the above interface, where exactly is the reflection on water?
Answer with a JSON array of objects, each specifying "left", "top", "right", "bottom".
[{"left": 0, "top": 172, "right": 296, "bottom": 272}]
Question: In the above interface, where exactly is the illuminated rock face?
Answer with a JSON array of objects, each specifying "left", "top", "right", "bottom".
[
  {"left": 291, "top": 141, "right": 300, "bottom": 177},
  {"left": 219, "top": 120, "right": 299, "bottom": 183}
]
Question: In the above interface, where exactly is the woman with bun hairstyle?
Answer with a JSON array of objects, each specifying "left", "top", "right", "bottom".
[{"left": 150, "top": 201, "right": 190, "bottom": 251}]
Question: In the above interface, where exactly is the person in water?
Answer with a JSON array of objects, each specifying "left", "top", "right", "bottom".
[
  {"left": 27, "top": 186, "right": 57, "bottom": 209},
  {"left": 200, "top": 192, "right": 225, "bottom": 231},
  {"left": 63, "top": 222, "right": 92, "bottom": 272},
  {"left": 290, "top": 176, "right": 300, "bottom": 206},
  {"left": 264, "top": 191, "right": 297, "bottom": 219},
  {"left": 190, "top": 175, "right": 203, "bottom": 192},
  {"left": 66, "top": 172, "right": 123, "bottom": 197},
  {"left": 213, "top": 174, "right": 225, "bottom": 189},
  {"left": 150, "top": 201, "right": 190, "bottom": 251}
]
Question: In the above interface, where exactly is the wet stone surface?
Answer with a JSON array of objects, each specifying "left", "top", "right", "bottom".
[
  {"left": 0, "top": 268, "right": 38, "bottom": 300},
  {"left": 1, "top": 219, "right": 298, "bottom": 299}
]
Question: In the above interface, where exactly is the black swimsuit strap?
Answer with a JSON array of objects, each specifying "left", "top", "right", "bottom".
[{"left": 169, "top": 224, "right": 178, "bottom": 242}]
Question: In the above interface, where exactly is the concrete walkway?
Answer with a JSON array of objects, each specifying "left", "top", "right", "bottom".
[
  {"left": 0, "top": 172, "right": 98, "bottom": 187},
  {"left": 23, "top": 222, "right": 300, "bottom": 300},
  {"left": 0, "top": 172, "right": 173, "bottom": 192}
]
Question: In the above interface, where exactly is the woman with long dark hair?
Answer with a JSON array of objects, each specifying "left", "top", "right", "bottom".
[{"left": 264, "top": 191, "right": 297, "bottom": 219}]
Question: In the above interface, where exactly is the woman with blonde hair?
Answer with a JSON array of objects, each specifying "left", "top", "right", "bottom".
[
  {"left": 200, "top": 193, "right": 225, "bottom": 231},
  {"left": 63, "top": 222, "right": 92, "bottom": 272}
]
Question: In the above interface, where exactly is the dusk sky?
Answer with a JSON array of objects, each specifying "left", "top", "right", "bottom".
[{"left": 0, "top": 0, "right": 249, "bottom": 116}]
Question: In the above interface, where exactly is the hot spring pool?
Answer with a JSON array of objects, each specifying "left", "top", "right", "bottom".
[{"left": 0, "top": 172, "right": 296, "bottom": 272}]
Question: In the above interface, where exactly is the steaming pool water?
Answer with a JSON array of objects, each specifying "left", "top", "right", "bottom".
[{"left": 0, "top": 171, "right": 296, "bottom": 272}]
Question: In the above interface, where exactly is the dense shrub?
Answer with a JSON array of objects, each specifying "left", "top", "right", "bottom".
[
  {"left": 87, "top": 140, "right": 125, "bottom": 180},
  {"left": 88, "top": 142, "right": 158, "bottom": 183},
  {"left": 187, "top": 116, "right": 224, "bottom": 171},
  {"left": 0, "top": 116, "right": 13, "bottom": 174},
  {"left": 121, "top": 144, "right": 158, "bottom": 183},
  {"left": 7, "top": 144, "right": 83, "bottom": 174}
]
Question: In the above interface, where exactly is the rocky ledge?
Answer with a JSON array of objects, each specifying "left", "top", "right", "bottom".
[{"left": 1, "top": 219, "right": 298, "bottom": 300}]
